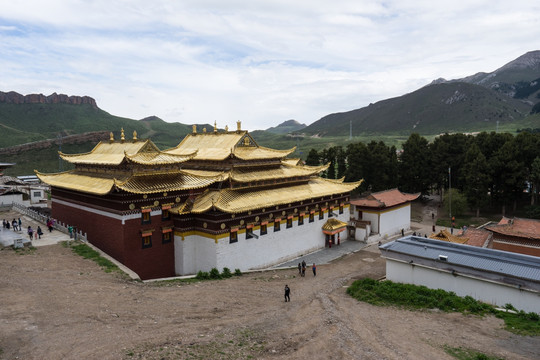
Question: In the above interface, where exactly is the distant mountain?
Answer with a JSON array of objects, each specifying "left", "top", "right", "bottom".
[
  {"left": 441, "top": 50, "right": 540, "bottom": 103},
  {"left": 303, "top": 82, "right": 532, "bottom": 136},
  {"left": 265, "top": 119, "right": 307, "bottom": 134},
  {"left": 303, "top": 51, "right": 540, "bottom": 137}
]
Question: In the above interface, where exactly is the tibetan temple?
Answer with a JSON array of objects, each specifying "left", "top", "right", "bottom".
[{"left": 37, "top": 122, "right": 361, "bottom": 279}]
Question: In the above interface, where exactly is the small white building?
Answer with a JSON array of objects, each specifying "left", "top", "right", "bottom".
[
  {"left": 380, "top": 236, "right": 540, "bottom": 313},
  {"left": 349, "top": 188, "right": 419, "bottom": 242}
]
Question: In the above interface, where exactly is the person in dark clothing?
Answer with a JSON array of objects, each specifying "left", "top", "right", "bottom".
[
  {"left": 37, "top": 226, "right": 43, "bottom": 239},
  {"left": 312, "top": 263, "right": 317, "bottom": 276},
  {"left": 298, "top": 263, "right": 301, "bottom": 275},
  {"left": 284, "top": 285, "right": 290, "bottom": 302}
]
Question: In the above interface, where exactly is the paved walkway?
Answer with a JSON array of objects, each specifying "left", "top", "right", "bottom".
[{"left": 0, "top": 209, "right": 71, "bottom": 247}]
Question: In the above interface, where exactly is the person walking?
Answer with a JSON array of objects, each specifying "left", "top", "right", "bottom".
[
  {"left": 298, "top": 262, "right": 301, "bottom": 275},
  {"left": 284, "top": 285, "right": 290, "bottom": 302},
  {"left": 18, "top": 218, "right": 21, "bottom": 230},
  {"left": 312, "top": 263, "right": 317, "bottom": 276},
  {"left": 37, "top": 226, "right": 43, "bottom": 239},
  {"left": 46, "top": 218, "right": 53, "bottom": 232},
  {"left": 27, "top": 226, "right": 33, "bottom": 241},
  {"left": 12, "top": 219, "right": 18, "bottom": 231}
]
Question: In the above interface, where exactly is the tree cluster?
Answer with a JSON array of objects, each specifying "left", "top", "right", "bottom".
[{"left": 306, "top": 132, "right": 540, "bottom": 217}]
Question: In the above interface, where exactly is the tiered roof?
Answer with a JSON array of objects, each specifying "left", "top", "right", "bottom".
[{"left": 37, "top": 125, "right": 361, "bottom": 213}]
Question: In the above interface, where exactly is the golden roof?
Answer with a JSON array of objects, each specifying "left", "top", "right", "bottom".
[
  {"left": 190, "top": 177, "right": 362, "bottom": 214},
  {"left": 36, "top": 169, "right": 225, "bottom": 195},
  {"left": 233, "top": 145, "right": 296, "bottom": 160},
  {"left": 59, "top": 140, "right": 158, "bottom": 165},
  {"left": 165, "top": 131, "right": 295, "bottom": 161},
  {"left": 35, "top": 170, "right": 126, "bottom": 195},
  {"left": 114, "top": 171, "right": 225, "bottom": 194},
  {"left": 125, "top": 151, "right": 196, "bottom": 165},
  {"left": 230, "top": 163, "right": 329, "bottom": 183},
  {"left": 322, "top": 218, "right": 348, "bottom": 231},
  {"left": 282, "top": 158, "right": 302, "bottom": 166},
  {"left": 429, "top": 229, "right": 468, "bottom": 244}
]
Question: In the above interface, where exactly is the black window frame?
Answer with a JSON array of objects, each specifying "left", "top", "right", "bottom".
[
  {"left": 246, "top": 227, "right": 254, "bottom": 239},
  {"left": 286, "top": 217, "right": 292, "bottom": 228},
  {"left": 230, "top": 231, "right": 238, "bottom": 244},
  {"left": 298, "top": 214, "right": 304, "bottom": 226},
  {"left": 274, "top": 219, "right": 281, "bottom": 232},
  {"left": 141, "top": 211, "right": 151, "bottom": 225},
  {"left": 162, "top": 208, "right": 170, "bottom": 221},
  {"left": 260, "top": 223, "right": 267, "bottom": 235},
  {"left": 319, "top": 209, "right": 324, "bottom": 220},
  {"left": 162, "top": 230, "right": 172, "bottom": 244},
  {"left": 142, "top": 234, "right": 152, "bottom": 249},
  {"left": 309, "top": 212, "right": 314, "bottom": 223}
]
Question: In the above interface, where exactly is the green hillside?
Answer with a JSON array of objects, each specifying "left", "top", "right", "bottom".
[{"left": 303, "top": 82, "right": 533, "bottom": 137}]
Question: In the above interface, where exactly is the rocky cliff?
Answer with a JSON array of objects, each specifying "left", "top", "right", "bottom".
[{"left": 0, "top": 91, "right": 97, "bottom": 107}]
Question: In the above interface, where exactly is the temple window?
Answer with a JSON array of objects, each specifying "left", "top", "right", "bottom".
[
  {"left": 142, "top": 235, "right": 152, "bottom": 249},
  {"left": 298, "top": 214, "right": 304, "bottom": 225},
  {"left": 319, "top": 209, "right": 324, "bottom": 220},
  {"left": 230, "top": 231, "right": 238, "bottom": 244},
  {"left": 162, "top": 209, "right": 170, "bottom": 221},
  {"left": 246, "top": 227, "right": 254, "bottom": 239},
  {"left": 260, "top": 223, "right": 267, "bottom": 235},
  {"left": 274, "top": 220, "right": 281, "bottom": 232},
  {"left": 286, "top": 217, "right": 292, "bottom": 228},
  {"left": 309, "top": 213, "right": 314, "bottom": 223},
  {"left": 162, "top": 231, "right": 172, "bottom": 244},
  {"left": 339, "top": 204, "right": 344, "bottom": 214},
  {"left": 141, "top": 210, "right": 151, "bottom": 224}
]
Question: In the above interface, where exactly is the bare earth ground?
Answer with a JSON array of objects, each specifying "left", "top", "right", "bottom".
[{"left": 1, "top": 241, "right": 539, "bottom": 360}]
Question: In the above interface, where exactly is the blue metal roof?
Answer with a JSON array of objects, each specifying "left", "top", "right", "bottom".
[{"left": 380, "top": 236, "right": 540, "bottom": 282}]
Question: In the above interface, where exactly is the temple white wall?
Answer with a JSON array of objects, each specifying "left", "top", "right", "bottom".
[
  {"left": 174, "top": 208, "right": 351, "bottom": 275},
  {"left": 386, "top": 259, "right": 540, "bottom": 314},
  {"left": 379, "top": 205, "right": 411, "bottom": 238}
]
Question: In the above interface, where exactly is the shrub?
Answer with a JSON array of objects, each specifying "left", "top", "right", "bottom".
[
  {"left": 234, "top": 268, "right": 242, "bottom": 276},
  {"left": 209, "top": 267, "right": 221, "bottom": 279},
  {"left": 196, "top": 271, "right": 209, "bottom": 280},
  {"left": 221, "top": 267, "right": 232, "bottom": 278}
]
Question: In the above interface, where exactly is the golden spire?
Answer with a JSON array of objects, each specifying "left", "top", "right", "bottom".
[
  {"left": 133, "top": 130, "right": 138, "bottom": 141},
  {"left": 236, "top": 120, "right": 241, "bottom": 132},
  {"left": 203, "top": 127, "right": 207, "bottom": 133},
  {"left": 109, "top": 132, "right": 114, "bottom": 143},
  {"left": 192, "top": 124, "right": 197, "bottom": 134},
  {"left": 214, "top": 121, "right": 217, "bottom": 133},
  {"left": 120, "top": 128, "right": 125, "bottom": 142},
  {"left": 225, "top": 125, "right": 229, "bottom": 132}
]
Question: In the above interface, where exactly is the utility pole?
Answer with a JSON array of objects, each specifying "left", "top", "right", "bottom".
[{"left": 449, "top": 167, "right": 452, "bottom": 230}]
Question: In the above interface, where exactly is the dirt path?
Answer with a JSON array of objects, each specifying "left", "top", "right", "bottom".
[{"left": 0, "top": 244, "right": 538, "bottom": 360}]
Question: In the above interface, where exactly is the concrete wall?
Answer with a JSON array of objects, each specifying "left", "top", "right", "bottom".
[
  {"left": 0, "top": 194, "right": 23, "bottom": 205},
  {"left": 361, "top": 211, "right": 379, "bottom": 233},
  {"left": 175, "top": 207, "right": 351, "bottom": 275},
  {"left": 386, "top": 259, "right": 540, "bottom": 313}
]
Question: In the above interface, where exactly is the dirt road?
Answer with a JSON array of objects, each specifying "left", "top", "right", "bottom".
[{"left": 1, "top": 243, "right": 538, "bottom": 359}]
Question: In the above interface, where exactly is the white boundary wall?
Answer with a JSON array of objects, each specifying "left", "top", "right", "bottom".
[
  {"left": 175, "top": 208, "right": 350, "bottom": 275},
  {"left": 386, "top": 259, "right": 540, "bottom": 313}
]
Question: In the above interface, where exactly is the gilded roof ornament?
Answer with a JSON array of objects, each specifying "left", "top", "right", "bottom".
[
  {"left": 203, "top": 127, "right": 207, "bottom": 133},
  {"left": 109, "top": 132, "right": 114, "bottom": 143},
  {"left": 214, "top": 121, "right": 217, "bottom": 133},
  {"left": 120, "top": 128, "right": 125, "bottom": 142},
  {"left": 236, "top": 120, "right": 241, "bottom": 132},
  {"left": 192, "top": 124, "right": 197, "bottom": 134},
  {"left": 225, "top": 125, "right": 229, "bottom": 131},
  {"left": 133, "top": 130, "right": 138, "bottom": 141}
]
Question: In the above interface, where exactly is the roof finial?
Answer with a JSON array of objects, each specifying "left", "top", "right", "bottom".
[
  {"left": 203, "top": 127, "right": 207, "bottom": 133},
  {"left": 120, "top": 128, "right": 125, "bottom": 142},
  {"left": 236, "top": 120, "right": 241, "bottom": 132},
  {"left": 109, "top": 132, "right": 114, "bottom": 143},
  {"left": 192, "top": 124, "right": 197, "bottom": 134},
  {"left": 214, "top": 120, "right": 217, "bottom": 133},
  {"left": 225, "top": 125, "right": 229, "bottom": 132},
  {"left": 133, "top": 130, "right": 138, "bottom": 141}
]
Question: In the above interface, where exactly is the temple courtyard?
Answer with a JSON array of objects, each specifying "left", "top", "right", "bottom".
[{"left": 1, "top": 231, "right": 538, "bottom": 359}]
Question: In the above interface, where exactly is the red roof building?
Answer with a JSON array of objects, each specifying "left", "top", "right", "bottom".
[
  {"left": 486, "top": 217, "right": 540, "bottom": 257},
  {"left": 349, "top": 188, "right": 420, "bottom": 242}
]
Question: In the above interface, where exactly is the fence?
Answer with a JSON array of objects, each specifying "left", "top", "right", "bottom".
[{"left": 10, "top": 202, "right": 87, "bottom": 242}]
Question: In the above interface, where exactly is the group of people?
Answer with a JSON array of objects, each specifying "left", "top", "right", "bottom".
[
  {"left": 2, "top": 218, "right": 21, "bottom": 231},
  {"left": 287, "top": 260, "right": 318, "bottom": 302},
  {"left": 26, "top": 225, "right": 44, "bottom": 240},
  {"left": 297, "top": 260, "right": 316, "bottom": 277}
]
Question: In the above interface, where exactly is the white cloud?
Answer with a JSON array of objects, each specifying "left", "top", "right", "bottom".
[{"left": 0, "top": 0, "right": 539, "bottom": 130}]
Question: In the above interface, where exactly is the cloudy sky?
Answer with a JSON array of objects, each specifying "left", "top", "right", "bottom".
[{"left": 1, "top": 1, "right": 539, "bottom": 130}]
